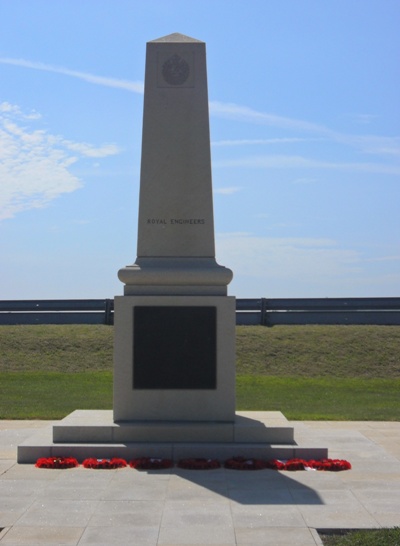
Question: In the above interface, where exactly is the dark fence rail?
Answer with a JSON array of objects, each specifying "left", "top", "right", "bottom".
[
  {"left": 236, "top": 297, "right": 400, "bottom": 326},
  {"left": 0, "top": 297, "right": 399, "bottom": 326},
  {"left": 0, "top": 299, "right": 114, "bottom": 326}
]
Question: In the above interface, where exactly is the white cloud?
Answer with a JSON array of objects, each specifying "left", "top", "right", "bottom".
[
  {"left": 62, "top": 140, "right": 121, "bottom": 158},
  {"left": 344, "top": 113, "right": 378, "bottom": 125},
  {"left": 0, "top": 101, "right": 41, "bottom": 120},
  {"left": 214, "top": 186, "right": 242, "bottom": 195},
  {"left": 292, "top": 177, "right": 318, "bottom": 184},
  {"left": 215, "top": 233, "right": 363, "bottom": 297},
  {"left": 215, "top": 233, "right": 400, "bottom": 298},
  {"left": 211, "top": 138, "right": 318, "bottom": 147},
  {"left": 216, "top": 233, "right": 360, "bottom": 280},
  {"left": 341, "top": 135, "right": 400, "bottom": 157},
  {"left": 210, "top": 101, "right": 400, "bottom": 160},
  {"left": 364, "top": 255, "right": 400, "bottom": 263},
  {"left": 0, "top": 102, "right": 121, "bottom": 220},
  {"left": 0, "top": 58, "right": 144, "bottom": 93},
  {"left": 209, "top": 101, "right": 328, "bottom": 134},
  {"left": 213, "top": 154, "right": 400, "bottom": 175}
]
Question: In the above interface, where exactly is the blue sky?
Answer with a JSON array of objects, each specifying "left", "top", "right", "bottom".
[{"left": 1, "top": 0, "right": 399, "bottom": 299}]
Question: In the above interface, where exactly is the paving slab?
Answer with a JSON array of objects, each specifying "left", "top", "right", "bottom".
[{"left": 0, "top": 419, "right": 399, "bottom": 545}]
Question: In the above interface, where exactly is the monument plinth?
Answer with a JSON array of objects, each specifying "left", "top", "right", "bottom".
[{"left": 114, "top": 33, "right": 236, "bottom": 422}]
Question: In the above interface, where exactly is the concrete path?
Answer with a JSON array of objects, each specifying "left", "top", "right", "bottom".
[{"left": 0, "top": 420, "right": 399, "bottom": 545}]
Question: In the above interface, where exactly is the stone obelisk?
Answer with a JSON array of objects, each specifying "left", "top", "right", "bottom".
[
  {"left": 114, "top": 33, "right": 235, "bottom": 423},
  {"left": 119, "top": 33, "right": 232, "bottom": 294}
]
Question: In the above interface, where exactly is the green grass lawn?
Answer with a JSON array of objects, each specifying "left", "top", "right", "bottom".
[
  {"left": 236, "top": 375, "right": 400, "bottom": 420},
  {"left": 1, "top": 371, "right": 399, "bottom": 420},
  {"left": 0, "top": 324, "right": 399, "bottom": 420},
  {"left": 319, "top": 527, "right": 400, "bottom": 546},
  {"left": 0, "top": 371, "right": 113, "bottom": 419}
]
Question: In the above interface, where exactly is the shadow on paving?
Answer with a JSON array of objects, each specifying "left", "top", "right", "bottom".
[{"left": 143, "top": 466, "right": 324, "bottom": 505}]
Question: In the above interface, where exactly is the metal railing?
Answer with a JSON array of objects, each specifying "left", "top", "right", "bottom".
[
  {"left": 1, "top": 298, "right": 399, "bottom": 326},
  {"left": 0, "top": 299, "right": 114, "bottom": 325},
  {"left": 236, "top": 297, "right": 400, "bottom": 326}
]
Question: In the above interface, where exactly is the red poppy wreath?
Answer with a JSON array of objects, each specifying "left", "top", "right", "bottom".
[
  {"left": 35, "top": 457, "right": 79, "bottom": 469},
  {"left": 82, "top": 458, "right": 127, "bottom": 469},
  {"left": 129, "top": 457, "right": 173, "bottom": 470}
]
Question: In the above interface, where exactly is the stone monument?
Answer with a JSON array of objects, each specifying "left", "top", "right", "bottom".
[
  {"left": 114, "top": 32, "right": 236, "bottom": 423},
  {"left": 17, "top": 34, "right": 327, "bottom": 462}
]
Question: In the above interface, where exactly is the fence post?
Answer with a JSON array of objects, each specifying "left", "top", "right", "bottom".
[
  {"left": 104, "top": 299, "right": 113, "bottom": 325},
  {"left": 260, "top": 298, "right": 268, "bottom": 326}
]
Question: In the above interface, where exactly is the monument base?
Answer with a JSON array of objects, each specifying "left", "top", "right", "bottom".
[
  {"left": 114, "top": 295, "right": 236, "bottom": 422},
  {"left": 17, "top": 410, "right": 328, "bottom": 463}
]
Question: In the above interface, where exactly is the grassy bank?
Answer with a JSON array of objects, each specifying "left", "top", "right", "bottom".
[
  {"left": 0, "top": 371, "right": 112, "bottom": 419},
  {"left": 1, "top": 372, "right": 399, "bottom": 420},
  {"left": 0, "top": 324, "right": 399, "bottom": 420},
  {"left": 320, "top": 527, "right": 400, "bottom": 546},
  {"left": 236, "top": 375, "right": 400, "bottom": 420}
]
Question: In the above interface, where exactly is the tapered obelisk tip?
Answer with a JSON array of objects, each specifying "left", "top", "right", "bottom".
[{"left": 150, "top": 32, "right": 203, "bottom": 43}]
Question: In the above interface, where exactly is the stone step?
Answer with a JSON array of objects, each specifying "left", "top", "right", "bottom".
[
  {"left": 52, "top": 410, "right": 295, "bottom": 444},
  {"left": 18, "top": 425, "right": 328, "bottom": 464},
  {"left": 17, "top": 411, "right": 328, "bottom": 464}
]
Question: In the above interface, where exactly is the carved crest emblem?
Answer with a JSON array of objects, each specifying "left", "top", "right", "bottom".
[{"left": 162, "top": 54, "right": 190, "bottom": 85}]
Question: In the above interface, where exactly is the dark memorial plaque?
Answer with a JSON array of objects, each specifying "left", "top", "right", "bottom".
[{"left": 134, "top": 306, "right": 217, "bottom": 389}]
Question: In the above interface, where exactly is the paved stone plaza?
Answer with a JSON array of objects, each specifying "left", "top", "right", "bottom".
[{"left": 1, "top": 420, "right": 399, "bottom": 545}]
